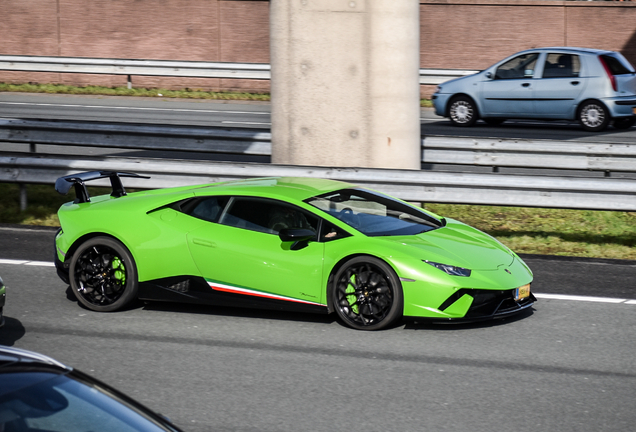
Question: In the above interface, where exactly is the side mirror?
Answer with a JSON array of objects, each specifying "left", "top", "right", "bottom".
[
  {"left": 278, "top": 228, "right": 316, "bottom": 250},
  {"left": 486, "top": 72, "right": 493, "bottom": 79}
]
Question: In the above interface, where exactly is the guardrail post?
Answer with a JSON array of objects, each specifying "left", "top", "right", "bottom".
[
  {"left": 127, "top": 75, "right": 132, "bottom": 89},
  {"left": 19, "top": 184, "right": 27, "bottom": 212}
]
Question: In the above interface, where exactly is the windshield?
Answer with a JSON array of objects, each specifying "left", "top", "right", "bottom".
[
  {"left": 0, "top": 371, "right": 179, "bottom": 432},
  {"left": 306, "top": 188, "right": 443, "bottom": 237}
]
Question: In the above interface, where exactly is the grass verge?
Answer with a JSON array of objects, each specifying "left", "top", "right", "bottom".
[
  {"left": 1, "top": 184, "right": 634, "bottom": 260},
  {"left": 425, "top": 203, "right": 636, "bottom": 260},
  {"left": 0, "top": 82, "right": 435, "bottom": 107}
]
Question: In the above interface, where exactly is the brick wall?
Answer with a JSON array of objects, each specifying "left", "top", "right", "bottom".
[{"left": 1, "top": 0, "right": 635, "bottom": 97}]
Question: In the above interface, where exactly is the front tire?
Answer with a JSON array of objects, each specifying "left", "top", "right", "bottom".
[
  {"left": 448, "top": 96, "right": 478, "bottom": 127},
  {"left": 331, "top": 256, "right": 403, "bottom": 330},
  {"left": 69, "top": 236, "right": 138, "bottom": 312},
  {"left": 577, "top": 100, "right": 610, "bottom": 132},
  {"left": 613, "top": 117, "right": 636, "bottom": 130}
]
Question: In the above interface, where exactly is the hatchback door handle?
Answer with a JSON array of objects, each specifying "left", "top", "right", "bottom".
[
  {"left": 522, "top": 83, "right": 530, "bottom": 87},
  {"left": 571, "top": 81, "right": 580, "bottom": 85}
]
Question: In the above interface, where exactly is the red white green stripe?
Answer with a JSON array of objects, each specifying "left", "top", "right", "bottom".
[{"left": 206, "top": 280, "right": 323, "bottom": 306}]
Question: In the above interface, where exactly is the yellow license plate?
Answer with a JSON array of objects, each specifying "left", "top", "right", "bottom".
[
  {"left": 514, "top": 284, "right": 531, "bottom": 301},
  {"left": 633, "top": 107, "right": 636, "bottom": 115}
]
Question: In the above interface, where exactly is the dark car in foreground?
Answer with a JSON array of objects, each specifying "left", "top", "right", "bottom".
[
  {"left": 0, "top": 346, "right": 184, "bottom": 432},
  {"left": 0, "top": 276, "right": 5, "bottom": 328},
  {"left": 433, "top": 47, "right": 636, "bottom": 131}
]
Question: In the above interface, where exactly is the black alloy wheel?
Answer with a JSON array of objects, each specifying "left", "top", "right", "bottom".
[
  {"left": 613, "top": 117, "right": 636, "bottom": 130},
  {"left": 332, "top": 256, "right": 403, "bottom": 330},
  {"left": 577, "top": 100, "right": 610, "bottom": 132},
  {"left": 448, "top": 95, "right": 478, "bottom": 127},
  {"left": 69, "top": 236, "right": 138, "bottom": 312}
]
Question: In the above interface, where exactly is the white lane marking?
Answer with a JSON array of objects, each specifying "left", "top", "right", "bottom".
[
  {"left": 25, "top": 261, "right": 55, "bottom": 267},
  {"left": 0, "top": 259, "right": 55, "bottom": 267},
  {"left": 0, "top": 226, "right": 57, "bottom": 233},
  {"left": 0, "top": 259, "right": 28, "bottom": 265},
  {"left": 534, "top": 293, "right": 631, "bottom": 304},
  {"left": 0, "top": 101, "right": 269, "bottom": 115},
  {"left": 0, "top": 259, "right": 634, "bottom": 304}
]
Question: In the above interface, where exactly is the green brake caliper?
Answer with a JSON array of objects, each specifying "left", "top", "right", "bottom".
[
  {"left": 112, "top": 257, "right": 126, "bottom": 284},
  {"left": 345, "top": 275, "right": 359, "bottom": 314}
]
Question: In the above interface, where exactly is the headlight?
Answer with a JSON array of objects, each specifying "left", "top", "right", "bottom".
[
  {"left": 434, "top": 85, "right": 442, "bottom": 93},
  {"left": 424, "top": 260, "right": 471, "bottom": 277}
]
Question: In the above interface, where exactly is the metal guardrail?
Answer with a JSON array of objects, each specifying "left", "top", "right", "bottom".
[
  {"left": 1, "top": 117, "right": 636, "bottom": 211},
  {"left": 2, "top": 118, "right": 636, "bottom": 175},
  {"left": 2, "top": 153, "right": 636, "bottom": 211},
  {"left": 0, "top": 55, "right": 477, "bottom": 86}
]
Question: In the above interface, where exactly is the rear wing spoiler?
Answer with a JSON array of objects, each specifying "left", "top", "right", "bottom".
[{"left": 55, "top": 171, "right": 150, "bottom": 204}]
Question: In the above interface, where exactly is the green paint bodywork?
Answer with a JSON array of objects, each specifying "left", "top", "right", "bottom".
[{"left": 56, "top": 177, "right": 533, "bottom": 319}]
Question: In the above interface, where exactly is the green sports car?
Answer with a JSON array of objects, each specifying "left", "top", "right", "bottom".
[{"left": 54, "top": 172, "right": 535, "bottom": 330}]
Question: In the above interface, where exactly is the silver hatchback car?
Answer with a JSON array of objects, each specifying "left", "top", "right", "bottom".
[{"left": 432, "top": 47, "right": 636, "bottom": 132}]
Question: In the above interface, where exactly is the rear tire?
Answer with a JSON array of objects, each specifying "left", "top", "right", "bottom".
[
  {"left": 613, "top": 117, "right": 636, "bottom": 130},
  {"left": 69, "top": 236, "right": 138, "bottom": 312},
  {"left": 577, "top": 100, "right": 610, "bottom": 132},
  {"left": 448, "top": 96, "right": 478, "bottom": 127}
]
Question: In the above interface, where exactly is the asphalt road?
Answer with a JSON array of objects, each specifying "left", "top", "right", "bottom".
[
  {"left": 1, "top": 226, "right": 635, "bottom": 432},
  {"left": 1, "top": 92, "right": 635, "bottom": 143}
]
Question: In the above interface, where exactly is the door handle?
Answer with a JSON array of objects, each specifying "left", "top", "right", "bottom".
[
  {"left": 192, "top": 238, "right": 217, "bottom": 248},
  {"left": 571, "top": 81, "right": 580, "bottom": 85},
  {"left": 521, "top": 83, "right": 531, "bottom": 87}
]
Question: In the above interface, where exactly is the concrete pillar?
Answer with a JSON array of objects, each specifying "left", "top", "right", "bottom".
[{"left": 270, "top": 0, "right": 420, "bottom": 170}]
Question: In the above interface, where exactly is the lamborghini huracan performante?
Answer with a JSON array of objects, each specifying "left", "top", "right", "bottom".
[{"left": 54, "top": 172, "right": 535, "bottom": 330}]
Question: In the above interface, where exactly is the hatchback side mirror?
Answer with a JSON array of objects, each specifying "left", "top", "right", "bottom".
[{"left": 486, "top": 72, "right": 493, "bottom": 79}]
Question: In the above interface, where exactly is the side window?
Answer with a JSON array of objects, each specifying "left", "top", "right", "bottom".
[
  {"left": 185, "top": 196, "right": 230, "bottom": 222},
  {"left": 220, "top": 197, "right": 319, "bottom": 235},
  {"left": 494, "top": 53, "right": 539, "bottom": 79},
  {"left": 542, "top": 53, "right": 580, "bottom": 78},
  {"left": 320, "top": 221, "right": 351, "bottom": 242}
]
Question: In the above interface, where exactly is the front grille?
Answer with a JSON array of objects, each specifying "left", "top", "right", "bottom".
[{"left": 439, "top": 288, "right": 535, "bottom": 319}]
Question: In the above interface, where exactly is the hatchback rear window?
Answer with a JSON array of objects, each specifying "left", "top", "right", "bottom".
[{"left": 599, "top": 55, "right": 634, "bottom": 75}]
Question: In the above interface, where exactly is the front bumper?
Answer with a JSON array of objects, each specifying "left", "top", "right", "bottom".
[
  {"left": 411, "top": 287, "right": 536, "bottom": 323},
  {"left": 432, "top": 93, "right": 451, "bottom": 117}
]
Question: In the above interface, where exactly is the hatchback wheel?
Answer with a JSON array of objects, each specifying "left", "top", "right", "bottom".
[
  {"left": 448, "top": 96, "right": 478, "bottom": 127},
  {"left": 613, "top": 117, "right": 636, "bottom": 130},
  {"left": 577, "top": 100, "right": 610, "bottom": 132}
]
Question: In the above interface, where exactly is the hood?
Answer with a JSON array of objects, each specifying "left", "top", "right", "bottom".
[
  {"left": 439, "top": 71, "right": 483, "bottom": 90},
  {"left": 378, "top": 219, "right": 514, "bottom": 271}
]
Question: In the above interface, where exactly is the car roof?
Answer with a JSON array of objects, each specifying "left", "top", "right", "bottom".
[
  {"left": 516, "top": 46, "right": 615, "bottom": 56},
  {"left": 190, "top": 176, "right": 356, "bottom": 201}
]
